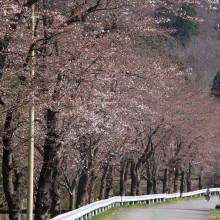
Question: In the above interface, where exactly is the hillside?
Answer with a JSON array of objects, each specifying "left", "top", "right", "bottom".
[
  {"left": 163, "top": 2, "right": 220, "bottom": 85},
  {"left": 1, "top": 1, "right": 220, "bottom": 220}
]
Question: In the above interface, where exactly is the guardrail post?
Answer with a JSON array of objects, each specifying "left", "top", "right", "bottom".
[{"left": 88, "top": 212, "right": 92, "bottom": 218}]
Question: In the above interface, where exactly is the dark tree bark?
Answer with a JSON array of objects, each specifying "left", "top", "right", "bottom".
[
  {"left": 180, "top": 171, "right": 185, "bottom": 198},
  {"left": 35, "top": 109, "right": 62, "bottom": 220},
  {"left": 105, "top": 166, "right": 114, "bottom": 198},
  {"left": 69, "top": 187, "right": 76, "bottom": 211},
  {"left": 75, "top": 136, "right": 92, "bottom": 208},
  {"left": 167, "top": 170, "right": 172, "bottom": 194},
  {"left": 162, "top": 168, "right": 168, "bottom": 193},
  {"left": 146, "top": 166, "right": 153, "bottom": 195},
  {"left": 119, "top": 161, "right": 129, "bottom": 196},
  {"left": 24, "top": 0, "right": 41, "bottom": 7},
  {"left": 99, "top": 165, "right": 108, "bottom": 200},
  {"left": 2, "top": 110, "right": 22, "bottom": 220},
  {"left": 186, "top": 162, "right": 192, "bottom": 192},
  {"left": 136, "top": 174, "right": 141, "bottom": 196},
  {"left": 130, "top": 162, "right": 139, "bottom": 196},
  {"left": 75, "top": 170, "right": 90, "bottom": 208},
  {"left": 211, "top": 71, "right": 220, "bottom": 97},
  {"left": 152, "top": 174, "right": 157, "bottom": 194},
  {"left": 75, "top": 134, "right": 100, "bottom": 207},
  {"left": 173, "top": 168, "right": 179, "bottom": 193},
  {"left": 88, "top": 170, "right": 98, "bottom": 203},
  {"left": 50, "top": 163, "right": 61, "bottom": 218},
  {"left": 198, "top": 167, "right": 203, "bottom": 190},
  {"left": 61, "top": 169, "right": 78, "bottom": 211}
]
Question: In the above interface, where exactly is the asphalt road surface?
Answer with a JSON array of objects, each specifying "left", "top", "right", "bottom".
[{"left": 108, "top": 196, "right": 219, "bottom": 220}]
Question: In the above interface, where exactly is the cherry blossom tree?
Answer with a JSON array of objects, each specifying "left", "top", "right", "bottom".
[{"left": 1, "top": 0, "right": 220, "bottom": 220}]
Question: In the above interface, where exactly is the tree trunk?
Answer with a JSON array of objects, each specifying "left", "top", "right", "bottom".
[
  {"left": 198, "top": 167, "right": 203, "bottom": 190},
  {"left": 88, "top": 170, "right": 97, "bottom": 203},
  {"left": 69, "top": 188, "right": 76, "bottom": 211},
  {"left": 75, "top": 171, "right": 89, "bottom": 208},
  {"left": 167, "top": 170, "right": 172, "bottom": 193},
  {"left": 76, "top": 134, "right": 100, "bottom": 207},
  {"left": 186, "top": 179, "right": 191, "bottom": 192},
  {"left": 67, "top": 178, "right": 77, "bottom": 211},
  {"left": 105, "top": 166, "right": 113, "bottom": 198},
  {"left": 186, "top": 161, "right": 192, "bottom": 192},
  {"left": 2, "top": 110, "right": 22, "bottom": 220},
  {"left": 130, "top": 162, "right": 138, "bottom": 196},
  {"left": 136, "top": 173, "right": 141, "bottom": 195},
  {"left": 120, "top": 161, "right": 128, "bottom": 196},
  {"left": 173, "top": 168, "right": 179, "bottom": 193},
  {"left": 99, "top": 166, "right": 108, "bottom": 200},
  {"left": 162, "top": 169, "right": 168, "bottom": 193},
  {"left": 152, "top": 174, "right": 157, "bottom": 194},
  {"left": 146, "top": 166, "right": 152, "bottom": 195},
  {"left": 180, "top": 171, "right": 185, "bottom": 197},
  {"left": 50, "top": 164, "right": 61, "bottom": 218},
  {"left": 35, "top": 109, "right": 62, "bottom": 220}
]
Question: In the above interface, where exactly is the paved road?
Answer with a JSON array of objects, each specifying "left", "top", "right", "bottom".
[{"left": 108, "top": 196, "right": 219, "bottom": 220}]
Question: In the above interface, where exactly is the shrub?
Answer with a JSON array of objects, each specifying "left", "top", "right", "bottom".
[{"left": 215, "top": 204, "right": 220, "bottom": 209}]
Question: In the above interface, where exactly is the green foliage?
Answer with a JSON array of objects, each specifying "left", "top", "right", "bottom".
[
  {"left": 181, "top": 3, "right": 197, "bottom": 17},
  {"left": 157, "top": 1, "right": 198, "bottom": 42},
  {"left": 173, "top": 16, "right": 198, "bottom": 40},
  {"left": 216, "top": 204, "right": 220, "bottom": 209},
  {"left": 89, "top": 206, "right": 121, "bottom": 220},
  {"left": 165, "top": 0, "right": 177, "bottom": 7},
  {"left": 210, "top": 209, "right": 220, "bottom": 220}
]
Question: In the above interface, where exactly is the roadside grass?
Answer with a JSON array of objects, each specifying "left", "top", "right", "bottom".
[
  {"left": 210, "top": 209, "right": 220, "bottom": 220},
  {"left": 89, "top": 197, "right": 199, "bottom": 220},
  {"left": 88, "top": 206, "right": 121, "bottom": 220}
]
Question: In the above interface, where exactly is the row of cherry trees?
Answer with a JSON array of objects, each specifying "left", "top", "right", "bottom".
[{"left": 0, "top": 0, "right": 220, "bottom": 219}]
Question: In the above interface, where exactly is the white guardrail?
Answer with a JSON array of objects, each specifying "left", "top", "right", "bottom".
[{"left": 51, "top": 188, "right": 220, "bottom": 220}]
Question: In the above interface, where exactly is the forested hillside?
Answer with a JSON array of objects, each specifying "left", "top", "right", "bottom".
[
  {"left": 164, "top": 1, "right": 220, "bottom": 84},
  {"left": 0, "top": 1, "right": 220, "bottom": 220}
]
